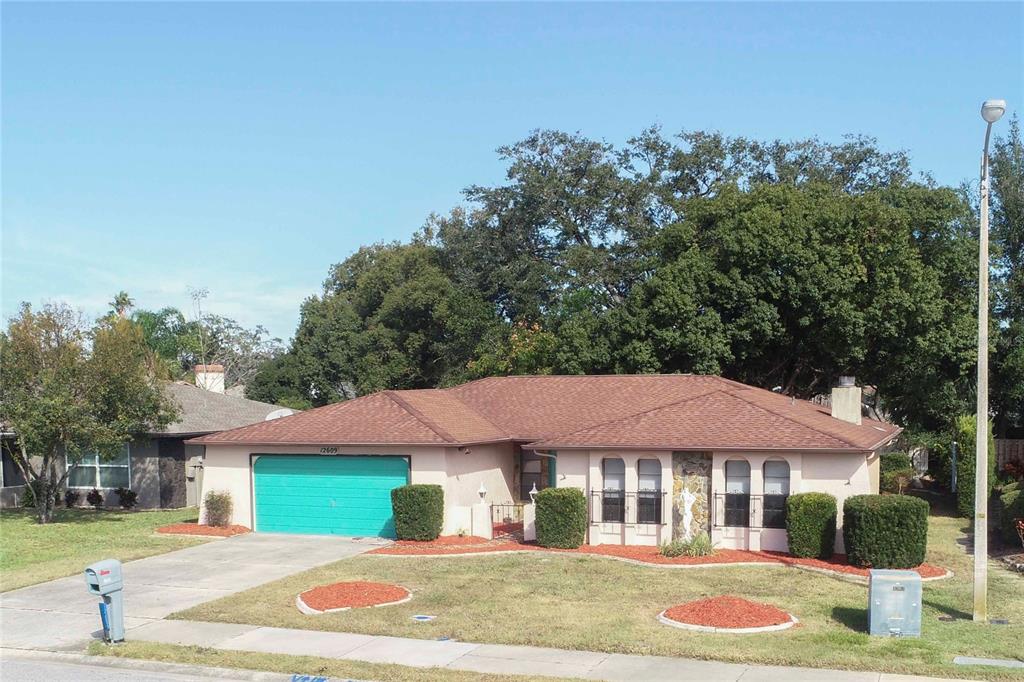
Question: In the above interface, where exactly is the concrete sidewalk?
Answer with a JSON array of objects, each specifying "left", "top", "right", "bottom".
[
  {"left": 0, "top": 533, "right": 379, "bottom": 650},
  {"left": 128, "top": 619, "right": 979, "bottom": 682}
]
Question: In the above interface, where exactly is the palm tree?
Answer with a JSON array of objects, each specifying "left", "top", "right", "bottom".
[{"left": 110, "top": 291, "right": 135, "bottom": 318}]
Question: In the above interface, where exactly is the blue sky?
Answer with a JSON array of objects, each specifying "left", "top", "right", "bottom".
[{"left": 3, "top": 2, "right": 1021, "bottom": 341}]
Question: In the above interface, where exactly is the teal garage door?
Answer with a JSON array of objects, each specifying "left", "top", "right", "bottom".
[{"left": 253, "top": 455, "right": 409, "bottom": 537}]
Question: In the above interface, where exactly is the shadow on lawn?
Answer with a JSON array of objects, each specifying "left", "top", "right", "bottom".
[
  {"left": 1, "top": 509, "right": 171, "bottom": 526},
  {"left": 831, "top": 606, "right": 868, "bottom": 632},
  {"left": 832, "top": 601, "right": 971, "bottom": 633}
]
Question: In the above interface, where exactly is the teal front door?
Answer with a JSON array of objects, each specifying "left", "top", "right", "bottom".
[{"left": 253, "top": 455, "right": 409, "bottom": 537}]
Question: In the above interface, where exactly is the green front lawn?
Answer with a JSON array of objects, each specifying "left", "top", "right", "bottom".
[
  {"left": 0, "top": 507, "right": 208, "bottom": 591},
  {"left": 175, "top": 511, "right": 1024, "bottom": 681}
]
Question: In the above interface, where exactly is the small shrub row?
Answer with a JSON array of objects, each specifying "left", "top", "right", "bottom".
[
  {"left": 535, "top": 487, "right": 587, "bottom": 548},
  {"left": 391, "top": 484, "right": 444, "bottom": 541}
]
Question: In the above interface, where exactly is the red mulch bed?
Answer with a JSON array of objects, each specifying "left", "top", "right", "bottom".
[
  {"left": 391, "top": 535, "right": 492, "bottom": 547},
  {"left": 156, "top": 522, "right": 250, "bottom": 537},
  {"left": 370, "top": 536, "right": 949, "bottom": 578},
  {"left": 299, "top": 581, "right": 409, "bottom": 611},
  {"left": 760, "top": 551, "right": 948, "bottom": 579},
  {"left": 663, "top": 596, "right": 792, "bottom": 629}
]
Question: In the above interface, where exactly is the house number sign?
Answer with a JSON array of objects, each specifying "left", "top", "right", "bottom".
[{"left": 319, "top": 447, "right": 339, "bottom": 455}]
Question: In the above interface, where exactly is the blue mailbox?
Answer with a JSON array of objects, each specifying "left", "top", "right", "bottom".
[{"left": 84, "top": 558, "right": 125, "bottom": 643}]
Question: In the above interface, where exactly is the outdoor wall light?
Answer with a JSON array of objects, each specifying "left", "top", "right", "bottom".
[
  {"left": 529, "top": 482, "right": 539, "bottom": 503},
  {"left": 478, "top": 482, "right": 487, "bottom": 501}
]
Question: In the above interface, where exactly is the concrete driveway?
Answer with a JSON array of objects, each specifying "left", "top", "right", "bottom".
[{"left": 0, "top": 533, "right": 380, "bottom": 651}]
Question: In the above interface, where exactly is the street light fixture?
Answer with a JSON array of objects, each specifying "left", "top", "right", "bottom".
[{"left": 973, "top": 98, "right": 1006, "bottom": 623}]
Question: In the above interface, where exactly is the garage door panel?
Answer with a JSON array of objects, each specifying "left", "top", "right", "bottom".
[{"left": 253, "top": 455, "right": 408, "bottom": 537}]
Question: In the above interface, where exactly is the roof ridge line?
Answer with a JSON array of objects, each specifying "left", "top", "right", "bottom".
[
  {"left": 383, "top": 390, "right": 458, "bottom": 443},
  {"left": 719, "top": 387, "right": 860, "bottom": 448},
  {"left": 530, "top": 387, "right": 726, "bottom": 446}
]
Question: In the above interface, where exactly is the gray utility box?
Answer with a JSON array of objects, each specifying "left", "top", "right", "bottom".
[
  {"left": 868, "top": 569, "right": 921, "bottom": 637},
  {"left": 85, "top": 558, "right": 125, "bottom": 643}
]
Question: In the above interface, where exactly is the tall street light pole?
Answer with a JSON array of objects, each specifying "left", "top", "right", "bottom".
[{"left": 974, "top": 98, "right": 1005, "bottom": 623}]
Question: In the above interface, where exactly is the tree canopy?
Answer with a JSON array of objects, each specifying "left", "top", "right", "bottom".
[
  {"left": 252, "top": 126, "right": 1016, "bottom": 433},
  {"left": 0, "top": 304, "right": 178, "bottom": 522}
]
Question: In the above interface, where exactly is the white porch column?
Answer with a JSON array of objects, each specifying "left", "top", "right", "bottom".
[
  {"left": 471, "top": 500, "right": 492, "bottom": 540},
  {"left": 522, "top": 502, "right": 537, "bottom": 542}
]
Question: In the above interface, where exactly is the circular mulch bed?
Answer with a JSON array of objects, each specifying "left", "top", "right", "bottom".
[
  {"left": 659, "top": 596, "right": 797, "bottom": 634},
  {"left": 156, "top": 523, "right": 250, "bottom": 537},
  {"left": 296, "top": 581, "right": 411, "bottom": 615}
]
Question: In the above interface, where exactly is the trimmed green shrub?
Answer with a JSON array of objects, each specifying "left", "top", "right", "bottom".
[
  {"left": 880, "top": 452, "right": 914, "bottom": 475},
  {"left": 786, "top": 493, "right": 837, "bottom": 559},
  {"left": 952, "top": 415, "right": 997, "bottom": 518},
  {"left": 391, "top": 484, "right": 444, "bottom": 541},
  {"left": 203, "top": 490, "right": 233, "bottom": 527},
  {"left": 843, "top": 494, "right": 929, "bottom": 568},
  {"left": 998, "top": 489, "right": 1024, "bottom": 547},
  {"left": 535, "top": 487, "right": 587, "bottom": 548}
]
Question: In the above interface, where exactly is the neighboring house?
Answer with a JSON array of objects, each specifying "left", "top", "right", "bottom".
[
  {"left": 192, "top": 374, "right": 900, "bottom": 553},
  {"left": 0, "top": 365, "right": 295, "bottom": 510}
]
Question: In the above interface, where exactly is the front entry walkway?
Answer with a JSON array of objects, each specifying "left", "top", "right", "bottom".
[
  {"left": 127, "top": 619, "right": 977, "bottom": 682},
  {"left": 0, "top": 533, "right": 381, "bottom": 650}
]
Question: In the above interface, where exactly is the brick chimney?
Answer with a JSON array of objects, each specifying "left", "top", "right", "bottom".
[
  {"left": 831, "top": 376, "right": 862, "bottom": 425},
  {"left": 194, "top": 364, "right": 225, "bottom": 394}
]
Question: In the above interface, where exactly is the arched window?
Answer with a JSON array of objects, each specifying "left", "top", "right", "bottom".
[
  {"left": 637, "top": 459, "right": 663, "bottom": 524},
  {"left": 601, "top": 458, "right": 626, "bottom": 522},
  {"left": 724, "top": 460, "right": 751, "bottom": 527},
  {"left": 762, "top": 460, "right": 791, "bottom": 528}
]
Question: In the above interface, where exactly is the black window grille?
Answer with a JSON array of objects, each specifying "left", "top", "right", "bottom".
[
  {"left": 601, "top": 490, "right": 625, "bottom": 523},
  {"left": 762, "top": 494, "right": 787, "bottom": 528},
  {"left": 637, "top": 491, "right": 662, "bottom": 524},
  {"left": 723, "top": 493, "right": 750, "bottom": 527}
]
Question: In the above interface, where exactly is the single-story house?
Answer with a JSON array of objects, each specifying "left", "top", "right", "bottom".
[
  {"left": 0, "top": 365, "right": 295, "bottom": 509},
  {"left": 191, "top": 374, "right": 900, "bottom": 553}
]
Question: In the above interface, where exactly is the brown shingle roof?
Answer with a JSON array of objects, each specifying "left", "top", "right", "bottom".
[
  {"left": 157, "top": 382, "right": 295, "bottom": 436},
  {"left": 190, "top": 375, "right": 900, "bottom": 452}
]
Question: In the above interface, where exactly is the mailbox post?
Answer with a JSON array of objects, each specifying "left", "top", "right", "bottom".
[{"left": 84, "top": 559, "right": 125, "bottom": 643}]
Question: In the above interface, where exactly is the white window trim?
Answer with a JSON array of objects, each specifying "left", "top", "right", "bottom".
[{"left": 66, "top": 445, "right": 132, "bottom": 489}]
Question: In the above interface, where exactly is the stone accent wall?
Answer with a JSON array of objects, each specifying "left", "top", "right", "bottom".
[{"left": 672, "top": 452, "right": 711, "bottom": 541}]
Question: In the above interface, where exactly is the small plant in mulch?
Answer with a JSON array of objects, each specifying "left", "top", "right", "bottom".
[
  {"left": 203, "top": 490, "right": 233, "bottom": 527},
  {"left": 660, "top": 596, "right": 795, "bottom": 632},
  {"left": 659, "top": 532, "right": 715, "bottom": 558},
  {"left": 156, "top": 522, "right": 250, "bottom": 537},
  {"left": 296, "top": 581, "right": 410, "bottom": 614},
  {"left": 114, "top": 487, "right": 138, "bottom": 509},
  {"left": 64, "top": 489, "right": 81, "bottom": 508},
  {"left": 86, "top": 488, "right": 104, "bottom": 509}
]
